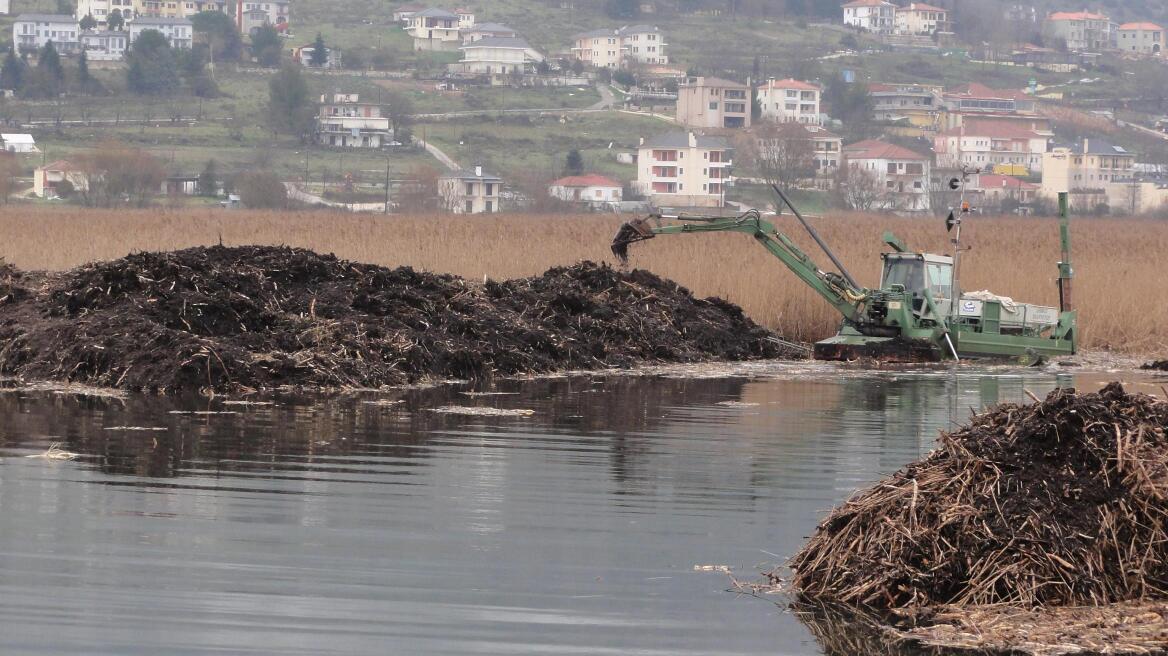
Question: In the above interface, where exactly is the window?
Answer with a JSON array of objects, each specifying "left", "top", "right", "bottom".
[
  {"left": 464, "top": 200, "right": 473, "bottom": 213},
  {"left": 709, "top": 101, "right": 718, "bottom": 110},
  {"left": 465, "top": 182, "right": 474, "bottom": 195},
  {"left": 485, "top": 201, "right": 493, "bottom": 212}
]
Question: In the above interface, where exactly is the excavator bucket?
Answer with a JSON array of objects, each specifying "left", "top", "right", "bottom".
[{"left": 611, "top": 217, "right": 657, "bottom": 263}]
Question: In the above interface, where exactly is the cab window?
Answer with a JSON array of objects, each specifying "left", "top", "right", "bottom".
[
  {"left": 925, "top": 262, "right": 953, "bottom": 299},
  {"left": 882, "top": 258, "right": 924, "bottom": 293}
]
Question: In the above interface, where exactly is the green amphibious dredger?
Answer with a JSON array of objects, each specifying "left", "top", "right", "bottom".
[{"left": 611, "top": 185, "right": 1077, "bottom": 363}]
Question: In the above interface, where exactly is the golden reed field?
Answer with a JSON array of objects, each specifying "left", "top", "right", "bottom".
[{"left": 0, "top": 207, "right": 1164, "bottom": 353}]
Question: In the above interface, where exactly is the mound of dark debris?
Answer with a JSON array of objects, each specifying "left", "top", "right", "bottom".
[
  {"left": 790, "top": 382, "right": 1168, "bottom": 611},
  {"left": 0, "top": 246, "right": 786, "bottom": 393}
]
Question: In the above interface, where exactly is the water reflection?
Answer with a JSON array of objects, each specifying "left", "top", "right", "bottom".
[{"left": 0, "top": 365, "right": 1128, "bottom": 655}]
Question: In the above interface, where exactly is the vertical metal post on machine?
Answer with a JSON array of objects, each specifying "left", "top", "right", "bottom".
[{"left": 1057, "top": 191, "right": 1073, "bottom": 313}]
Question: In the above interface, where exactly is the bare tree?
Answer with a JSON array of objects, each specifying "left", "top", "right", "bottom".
[
  {"left": 741, "top": 121, "right": 816, "bottom": 194},
  {"left": 76, "top": 140, "right": 166, "bottom": 207},
  {"left": 833, "top": 162, "right": 885, "bottom": 212},
  {"left": 396, "top": 164, "right": 440, "bottom": 213}
]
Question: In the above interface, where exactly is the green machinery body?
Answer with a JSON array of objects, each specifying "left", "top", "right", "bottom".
[{"left": 611, "top": 191, "right": 1077, "bottom": 363}]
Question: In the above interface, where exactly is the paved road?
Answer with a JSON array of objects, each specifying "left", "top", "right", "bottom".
[
  {"left": 590, "top": 83, "right": 616, "bottom": 110},
  {"left": 417, "top": 137, "right": 461, "bottom": 171},
  {"left": 285, "top": 183, "right": 386, "bottom": 212}
]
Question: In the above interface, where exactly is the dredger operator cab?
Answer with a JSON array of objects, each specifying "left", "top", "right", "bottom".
[{"left": 880, "top": 252, "right": 954, "bottom": 321}]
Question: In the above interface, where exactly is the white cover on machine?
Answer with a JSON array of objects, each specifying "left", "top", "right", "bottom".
[{"left": 963, "top": 290, "right": 1018, "bottom": 310}]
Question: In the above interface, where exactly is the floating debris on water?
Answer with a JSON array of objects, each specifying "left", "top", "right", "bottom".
[
  {"left": 363, "top": 399, "right": 405, "bottom": 407},
  {"left": 459, "top": 392, "right": 520, "bottom": 397},
  {"left": 24, "top": 443, "right": 80, "bottom": 460},
  {"left": 693, "top": 565, "right": 732, "bottom": 573},
  {"left": 715, "top": 401, "right": 759, "bottom": 407},
  {"left": 220, "top": 400, "right": 275, "bottom": 406},
  {"left": 104, "top": 426, "right": 168, "bottom": 431},
  {"left": 167, "top": 411, "right": 238, "bottom": 415},
  {"left": 431, "top": 406, "right": 535, "bottom": 417}
]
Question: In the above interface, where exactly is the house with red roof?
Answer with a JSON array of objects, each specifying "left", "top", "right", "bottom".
[
  {"left": 548, "top": 174, "right": 623, "bottom": 208},
  {"left": 757, "top": 78, "right": 821, "bottom": 125},
  {"left": 842, "top": 0, "right": 895, "bottom": 34},
  {"left": 968, "top": 173, "right": 1040, "bottom": 210},
  {"left": 842, "top": 139, "right": 931, "bottom": 212},
  {"left": 1117, "top": 22, "right": 1163, "bottom": 55},
  {"left": 894, "top": 2, "right": 949, "bottom": 35},
  {"left": 34, "top": 160, "right": 89, "bottom": 198},
  {"left": 934, "top": 120, "right": 1050, "bottom": 174},
  {"left": 1043, "top": 10, "right": 1114, "bottom": 51}
]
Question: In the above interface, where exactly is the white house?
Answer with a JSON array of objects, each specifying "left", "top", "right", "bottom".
[
  {"left": 451, "top": 36, "right": 544, "bottom": 82},
  {"left": 841, "top": 0, "right": 895, "bottom": 34},
  {"left": 637, "top": 132, "right": 733, "bottom": 208},
  {"left": 0, "top": 0, "right": 10, "bottom": 15},
  {"left": 75, "top": 0, "right": 121, "bottom": 24},
  {"left": 0, "top": 134, "right": 37, "bottom": 153},
  {"left": 407, "top": 8, "right": 464, "bottom": 51},
  {"left": 549, "top": 174, "right": 623, "bottom": 208},
  {"left": 460, "top": 22, "right": 516, "bottom": 43},
  {"left": 13, "top": 14, "right": 81, "bottom": 54},
  {"left": 315, "top": 94, "right": 391, "bottom": 149},
  {"left": 1117, "top": 22, "right": 1164, "bottom": 55},
  {"left": 934, "top": 120, "right": 1049, "bottom": 175},
  {"left": 128, "top": 16, "right": 192, "bottom": 48},
  {"left": 757, "top": 78, "right": 821, "bottom": 124},
  {"left": 80, "top": 29, "right": 128, "bottom": 60},
  {"left": 842, "top": 139, "right": 931, "bottom": 212},
  {"left": 34, "top": 159, "right": 89, "bottom": 198},
  {"left": 571, "top": 24, "right": 667, "bottom": 68},
  {"left": 237, "top": 0, "right": 290, "bottom": 35},
  {"left": 440, "top": 165, "right": 503, "bottom": 213},
  {"left": 894, "top": 2, "right": 948, "bottom": 35}
]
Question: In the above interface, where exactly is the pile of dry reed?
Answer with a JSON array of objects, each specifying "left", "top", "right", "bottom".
[{"left": 790, "top": 382, "right": 1168, "bottom": 609}]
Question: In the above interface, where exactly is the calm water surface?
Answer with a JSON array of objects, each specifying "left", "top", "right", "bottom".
[{"left": 0, "top": 363, "right": 1153, "bottom": 655}]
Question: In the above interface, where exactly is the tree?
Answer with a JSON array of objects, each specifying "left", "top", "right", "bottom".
[
  {"left": 384, "top": 90, "right": 414, "bottom": 143},
  {"left": 267, "top": 63, "right": 313, "bottom": 136},
  {"left": 56, "top": 0, "right": 74, "bottom": 15},
  {"left": 251, "top": 24, "right": 282, "bottom": 67},
  {"left": 565, "top": 149, "right": 584, "bottom": 175},
  {"left": 823, "top": 73, "right": 874, "bottom": 139},
  {"left": 38, "top": 41, "right": 64, "bottom": 86},
  {"left": 191, "top": 10, "right": 243, "bottom": 62},
  {"left": 1, "top": 47, "right": 26, "bottom": 92},
  {"left": 613, "top": 69, "right": 636, "bottom": 88},
  {"left": 309, "top": 33, "right": 328, "bottom": 67},
  {"left": 126, "top": 29, "right": 180, "bottom": 95},
  {"left": 76, "top": 141, "right": 166, "bottom": 207},
  {"left": 80, "top": 14, "right": 97, "bottom": 31},
  {"left": 605, "top": 0, "right": 637, "bottom": 19},
  {"left": 744, "top": 122, "right": 815, "bottom": 193},
  {"left": 107, "top": 9, "right": 125, "bottom": 31},
  {"left": 833, "top": 162, "right": 885, "bottom": 211},
  {"left": 0, "top": 152, "right": 20, "bottom": 204},
  {"left": 395, "top": 164, "right": 440, "bottom": 213},
  {"left": 236, "top": 171, "right": 287, "bottom": 208},
  {"left": 199, "top": 159, "right": 219, "bottom": 196}
]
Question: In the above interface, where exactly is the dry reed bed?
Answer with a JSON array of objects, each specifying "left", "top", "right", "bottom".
[{"left": 0, "top": 208, "right": 1166, "bottom": 352}]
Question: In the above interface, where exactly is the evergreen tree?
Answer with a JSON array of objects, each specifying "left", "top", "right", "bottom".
[
  {"left": 251, "top": 24, "right": 282, "bottom": 67},
  {"left": 199, "top": 159, "right": 219, "bottom": 196},
  {"left": 38, "top": 41, "right": 64, "bottom": 85},
  {"left": 107, "top": 9, "right": 125, "bottom": 31},
  {"left": 126, "top": 29, "right": 180, "bottom": 95},
  {"left": 267, "top": 63, "right": 312, "bottom": 135},
  {"left": 78, "top": 49, "right": 91, "bottom": 84},
  {"left": 309, "top": 33, "right": 328, "bottom": 67},
  {"left": 565, "top": 149, "right": 584, "bottom": 176},
  {"left": 0, "top": 47, "right": 26, "bottom": 92},
  {"left": 80, "top": 14, "right": 97, "bottom": 31}
]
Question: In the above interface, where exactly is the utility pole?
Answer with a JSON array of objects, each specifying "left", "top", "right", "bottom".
[{"left": 384, "top": 157, "right": 391, "bottom": 214}]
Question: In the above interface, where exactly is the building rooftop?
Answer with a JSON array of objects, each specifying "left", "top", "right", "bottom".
[
  {"left": 460, "top": 36, "right": 533, "bottom": 49},
  {"left": 977, "top": 174, "right": 1039, "bottom": 190},
  {"left": 760, "top": 78, "right": 821, "bottom": 91},
  {"left": 904, "top": 2, "right": 946, "bottom": 12},
  {"left": 940, "top": 120, "right": 1041, "bottom": 139},
  {"left": 551, "top": 174, "right": 622, "bottom": 188},
  {"left": 1064, "top": 139, "right": 1131, "bottom": 156},
  {"left": 131, "top": 16, "right": 193, "bottom": 25},
  {"left": 14, "top": 13, "right": 76, "bottom": 22},
  {"left": 442, "top": 168, "right": 503, "bottom": 181},
  {"left": 681, "top": 76, "right": 747, "bottom": 89},
  {"left": 465, "top": 22, "right": 515, "bottom": 34},
  {"left": 945, "top": 81, "right": 1030, "bottom": 102},
  {"left": 414, "top": 8, "right": 459, "bottom": 18},
  {"left": 617, "top": 24, "right": 662, "bottom": 35},
  {"left": 1047, "top": 11, "right": 1108, "bottom": 21},
  {"left": 844, "top": 139, "right": 928, "bottom": 161},
  {"left": 641, "top": 132, "right": 731, "bottom": 149},
  {"left": 841, "top": 0, "right": 894, "bottom": 7},
  {"left": 1119, "top": 22, "right": 1164, "bottom": 31},
  {"left": 573, "top": 28, "right": 617, "bottom": 39}
]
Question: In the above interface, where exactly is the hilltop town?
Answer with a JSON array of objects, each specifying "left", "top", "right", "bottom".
[{"left": 0, "top": 0, "right": 1166, "bottom": 216}]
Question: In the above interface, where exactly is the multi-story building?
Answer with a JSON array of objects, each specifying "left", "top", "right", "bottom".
[
  {"left": 841, "top": 0, "right": 895, "bottom": 34},
  {"left": 1041, "top": 139, "right": 1136, "bottom": 211},
  {"left": 675, "top": 77, "right": 750, "bottom": 129},
  {"left": 636, "top": 132, "right": 733, "bottom": 208},
  {"left": 842, "top": 139, "right": 931, "bottom": 212},
  {"left": 942, "top": 82, "right": 1038, "bottom": 115},
  {"left": 76, "top": 0, "right": 134, "bottom": 24},
  {"left": 1043, "top": 11, "right": 1114, "bottom": 51},
  {"left": 548, "top": 174, "right": 623, "bottom": 209},
  {"left": 128, "top": 16, "right": 193, "bottom": 48},
  {"left": 315, "top": 94, "right": 391, "bottom": 148},
  {"left": 440, "top": 165, "right": 503, "bottom": 213},
  {"left": 1117, "top": 22, "right": 1163, "bottom": 55},
  {"left": 451, "top": 36, "right": 544, "bottom": 83},
  {"left": 80, "top": 28, "right": 129, "bottom": 59},
  {"left": 13, "top": 15, "right": 81, "bottom": 53},
  {"left": 806, "top": 125, "right": 842, "bottom": 176},
  {"left": 407, "top": 8, "right": 464, "bottom": 51},
  {"left": 867, "top": 82, "right": 943, "bottom": 134},
  {"left": 894, "top": 2, "right": 948, "bottom": 35},
  {"left": 237, "top": 1, "right": 290, "bottom": 35},
  {"left": 570, "top": 24, "right": 666, "bottom": 68},
  {"left": 934, "top": 120, "right": 1049, "bottom": 175},
  {"left": 757, "top": 78, "right": 821, "bottom": 125}
]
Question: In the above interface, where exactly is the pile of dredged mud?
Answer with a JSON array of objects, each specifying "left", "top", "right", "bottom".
[
  {"left": 0, "top": 246, "right": 785, "bottom": 393},
  {"left": 790, "top": 382, "right": 1168, "bottom": 611}
]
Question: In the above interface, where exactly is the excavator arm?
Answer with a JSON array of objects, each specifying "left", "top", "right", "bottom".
[{"left": 611, "top": 210, "right": 870, "bottom": 323}]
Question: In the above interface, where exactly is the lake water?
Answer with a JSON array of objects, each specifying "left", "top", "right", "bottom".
[{"left": 0, "top": 363, "right": 1156, "bottom": 655}]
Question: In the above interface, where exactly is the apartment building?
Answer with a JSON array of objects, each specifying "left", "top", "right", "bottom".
[
  {"left": 1040, "top": 139, "right": 1135, "bottom": 207},
  {"left": 1117, "top": 22, "right": 1163, "bottom": 55},
  {"left": 407, "top": 8, "right": 465, "bottom": 51},
  {"left": 452, "top": 37, "right": 544, "bottom": 83},
  {"left": 440, "top": 165, "right": 503, "bottom": 213},
  {"left": 571, "top": 24, "right": 666, "bottom": 68},
  {"left": 934, "top": 120, "right": 1049, "bottom": 174},
  {"left": 13, "top": 14, "right": 81, "bottom": 53},
  {"left": 129, "top": 16, "right": 193, "bottom": 48},
  {"left": 842, "top": 0, "right": 895, "bottom": 34},
  {"left": 942, "top": 82, "right": 1038, "bottom": 115},
  {"left": 757, "top": 78, "right": 821, "bottom": 125},
  {"left": 315, "top": 94, "right": 391, "bottom": 149},
  {"left": 843, "top": 139, "right": 931, "bottom": 212},
  {"left": 894, "top": 2, "right": 948, "bottom": 35},
  {"left": 1043, "top": 11, "right": 1114, "bottom": 51},
  {"left": 238, "top": 1, "right": 290, "bottom": 35},
  {"left": 76, "top": 0, "right": 136, "bottom": 23},
  {"left": 636, "top": 132, "right": 733, "bottom": 208},
  {"left": 675, "top": 77, "right": 750, "bottom": 129},
  {"left": 867, "top": 82, "right": 943, "bottom": 134}
]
